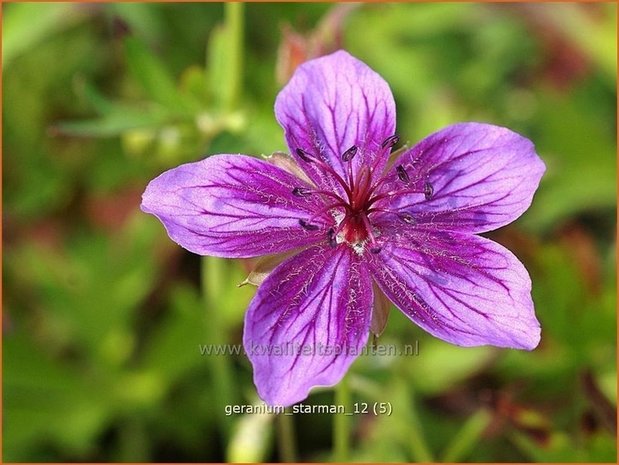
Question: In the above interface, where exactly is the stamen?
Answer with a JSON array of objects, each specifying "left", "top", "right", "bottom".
[
  {"left": 327, "top": 228, "right": 337, "bottom": 248},
  {"left": 299, "top": 219, "right": 320, "bottom": 231},
  {"left": 295, "top": 147, "right": 353, "bottom": 201},
  {"left": 368, "top": 134, "right": 401, "bottom": 174},
  {"left": 396, "top": 165, "right": 410, "bottom": 183},
  {"left": 369, "top": 245, "right": 382, "bottom": 254},
  {"left": 294, "top": 188, "right": 349, "bottom": 205},
  {"left": 381, "top": 134, "right": 400, "bottom": 149},
  {"left": 366, "top": 207, "right": 416, "bottom": 225},
  {"left": 295, "top": 148, "right": 314, "bottom": 163},
  {"left": 366, "top": 186, "right": 424, "bottom": 209},
  {"left": 292, "top": 187, "right": 348, "bottom": 205},
  {"left": 364, "top": 161, "right": 412, "bottom": 205},
  {"left": 292, "top": 187, "right": 312, "bottom": 197},
  {"left": 341, "top": 145, "right": 358, "bottom": 162},
  {"left": 424, "top": 181, "right": 434, "bottom": 200},
  {"left": 398, "top": 212, "right": 416, "bottom": 224}
]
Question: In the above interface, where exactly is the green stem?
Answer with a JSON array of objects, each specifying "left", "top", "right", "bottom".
[
  {"left": 202, "top": 256, "right": 235, "bottom": 439},
  {"left": 333, "top": 376, "right": 351, "bottom": 461},
  {"left": 440, "top": 408, "right": 492, "bottom": 462},
  {"left": 276, "top": 411, "right": 298, "bottom": 462},
  {"left": 407, "top": 390, "right": 434, "bottom": 462},
  {"left": 116, "top": 418, "right": 149, "bottom": 462},
  {"left": 223, "top": 1, "right": 244, "bottom": 111}
]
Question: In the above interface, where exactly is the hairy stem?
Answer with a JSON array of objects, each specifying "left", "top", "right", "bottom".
[
  {"left": 277, "top": 411, "right": 298, "bottom": 462},
  {"left": 333, "top": 375, "right": 352, "bottom": 461},
  {"left": 202, "top": 256, "right": 235, "bottom": 439},
  {"left": 223, "top": 2, "right": 244, "bottom": 111}
]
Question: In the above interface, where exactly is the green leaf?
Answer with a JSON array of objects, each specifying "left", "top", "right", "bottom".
[
  {"left": 53, "top": 109, "right": 168, "bottom": 137},
  {"left": 2, "top": 3, "right": 81, "bottom": 68},
  {"left": 353, "top": 376, "right": 434, "bottom": 462},
  {"left": 407, "top": 341, "right": 495, "bottom": 395},
  {"left": 140, "top": 285, "right": 206, "bottom": 381},
  {"left": 5, "top": 222, "right": 159, "bottom": 365},
  {"left": 440, "top": 409, "right": 493, "bottom": 462},
  {"left": 511, "top": 429, "right": 616, "bottom": 462},
  {"left": 521, "top": 89, "right": 616, "bottom": 231},
  {"left": 3, "top": 332, "right": 110, "bottom": 461},
  {"left": 123, "top": 36, "right": 196, "bottom": 113},
  {"left": 74, "top": 77, "right": 122, "bottom": 115},
  {"left": 108, "top": 3, "right": 165, "bottom": 45}
]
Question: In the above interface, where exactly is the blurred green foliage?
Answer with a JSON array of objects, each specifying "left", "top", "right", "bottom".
[{"left": 3, "top": 2, "right": 616, "bottom": 462}]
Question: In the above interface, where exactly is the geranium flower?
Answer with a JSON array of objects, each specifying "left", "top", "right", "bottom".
[{"left": 142, "top": 51, "right": 545, "bottom": 407}]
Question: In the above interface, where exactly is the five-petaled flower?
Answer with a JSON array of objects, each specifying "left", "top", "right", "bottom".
[{"left": 142, "top": 51, "right": 545, "bottom": 407}]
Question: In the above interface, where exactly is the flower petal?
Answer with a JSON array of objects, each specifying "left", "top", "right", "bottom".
[
  {"left": 378, "top": 123, "right": 545, "bottom": 233},
  {"left": 244, "top": 245, "right": 372, "bottom": 406},
  {"left": 275, "top": 50, "right": 396, "bottom": 193},
  {"left": 141, "top": 154, "right": 326, "bottom": 258},
  {"left": 366, "top": 227, "right": 540, "bottom": 349}
]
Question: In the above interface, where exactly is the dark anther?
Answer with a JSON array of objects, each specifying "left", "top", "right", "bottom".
[
  {"left": 299, "top": 219, "right": 320, "bottom": 231},
  {"left": 396, "top": 165, "right": 410, "bottom": 183},
  {"left": 341, "top": 145, "right": 358, "bottom": 162},
  {"left": 381, "top": 134, "right": 400, "bottom": 149},
  {"left": 295, "top": 148, "right": 313, "bottom": 163},
  {"left": 370, "top": 245, "right": 382, "bottom": 254},
  {"left": 398, "top": 213, "right": 415, "bottom": 224},
  {"left": 424, "top": 181, "right": 434, "bottom": 200},
  {"left": 327, "top": 228, "right": 337, "bottom": 248},
  {"left": 292, "top": 187, "right": 312, "bottom": 197}
]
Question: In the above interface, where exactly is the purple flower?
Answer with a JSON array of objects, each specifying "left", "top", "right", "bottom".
[{"left": 142, "top": 50, "right": 545, "bottom": 407}]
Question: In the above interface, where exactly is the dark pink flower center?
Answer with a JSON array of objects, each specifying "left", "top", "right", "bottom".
[{"left": 294, "top": 135, "right": 434, "bottom": 254}]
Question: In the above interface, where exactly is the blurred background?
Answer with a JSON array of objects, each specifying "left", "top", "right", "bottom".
[{"left": 3, "top": 2, "right": 616, "bottom": 462}]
